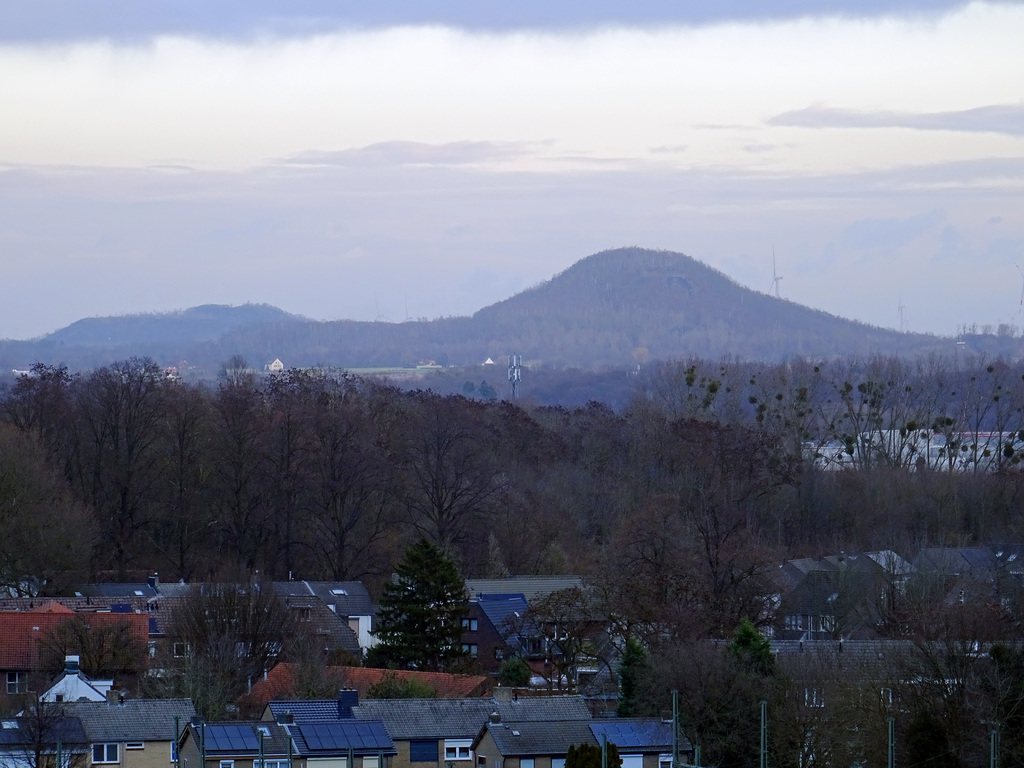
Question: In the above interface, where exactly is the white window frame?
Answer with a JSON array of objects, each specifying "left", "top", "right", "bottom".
[
  {"left": 220, "top": 761, "right": 234, "bottom": 768},
  {"left": 126, "top": 743, "right": 144, "bottom": 751},
  {"left": 659, "top": 754, "right": 673, "bottom": 768},
  {"left": 6, "top": 672, "right": 26, "bottom": 695},
  {"left": 93, "top": 743, "right": 119, "bottom": 764},
  {"left": 445, "top": 740, "right": 473, "bottom": 761}
]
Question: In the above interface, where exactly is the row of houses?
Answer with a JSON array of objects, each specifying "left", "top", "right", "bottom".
[
  {"left": 0, "top": 575, "right": 615, "bottom": 708},
  {"left": 0, "top": 691, "right": 689, "bottom": 768}
]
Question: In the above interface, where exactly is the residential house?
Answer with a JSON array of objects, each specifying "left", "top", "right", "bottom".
[
  {"left": 0, "top": 605, "right": 149, "bottom": 700},
  {"left": 463, "top": 582, "right": 616, "bottom": 697},
  {"left": 264, "top": 690, "right": 591, "bottom": 768},
  {"left": 40, "top": 657, "right": 112, "bottom": 703},
  {"left": 65, "top": 699, "right": 196, "bottom": 768},
  {"left": 773, "top": 551, "right": 914, "bottom": 641},
  {"left": 271, "top": 583, "right": 371, "bottom": 658},
  {"left": 471, "top": 717, "right": 688, "bottom": 768},
  {"left": 178, "top": 722, "right": 294, "bottom": 768},
  {"left": 0, "top": 711, "right": 88, "bottom": 768}
]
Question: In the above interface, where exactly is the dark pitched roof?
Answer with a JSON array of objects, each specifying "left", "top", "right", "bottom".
[
  {"left": 272, "top": 582, "right": 374, "bottom": 617},
  {"left": 353, "top": 699, "right": 494, "bottom": 740},
  {"left": 477, "top": 595, "right": 531, "bottom": 639},
  {"left": 480, "top": 720, "right": 597, "bottom": 756},
  {"left": 266, "top": 700, "right": 340, "bottom": 722},
  {"left": 352, "top": 695, "right": 591, "bottom": 740},
  {"left": 277, "top": 595, "right": 361, "bottom": 655},
  {"left": 465, "top": 578, "right": 585, "bottom": 603},
  {"left": 0, "top": 716, "right": 87, "bottom": 748},
  {"left": 589, "top": 720, "right": 681, "bottom": 751},
  {"left": 65, "top": 699, "right": 196, "bottom": 742}
]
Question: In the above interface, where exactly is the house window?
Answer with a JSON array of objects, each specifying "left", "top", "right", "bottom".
[
  {"left": 445, "top": 740, "right": 473, "bottom": 760},
  {"left": 462, "top": 618, "right": 478, "bottom": 632},
  {"left": 363, "top": 758, "right": 379, "bottom": 768},
  {"left": 220, "top": 761, "right": 235, "bottom": 768},
  {"left": 659, "top": 754, "right": 673, "bottom": 768},
  {"left": 462, "top": 644, "right": 478, "bottom": 658},
  {"left": 126, "top": 743, "right": 144, "bottom": 751},
  {"left": 552, "top": 760, "right": 566, "bottom": 768},
  {"left": 521, "top": 760, "right": 535, "bottom": 768},
  {"left": 263, "top": 761, "right": 287, "bottom": 768},
  {"left": 477, "top": 757, "right": 487, "bottom": 768},
  {"left": 804, "top": 688, "right": 825, "bottom": 708},
  {"left": 621, "top": 756, "right": 642, "bottom": 768},
  {"left": 291, "top": 607, "right": 312, "bottom": 622},
  {"left": 6, "top": 672, "right": 26, "bottom": 695},
  {"left": 93, "top": 744, "right": 119, "bottom": 764},
  {"left": 173, "top": 642, "right": 190, "bottom": 658},
  {"left": 880, "top": 688, "right": 893, "bottom": 706},
  {"left": 410, "top": 741, "right": 439, "bottom": 763}
]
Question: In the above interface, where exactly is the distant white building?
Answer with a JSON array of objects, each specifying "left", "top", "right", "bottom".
[
  {"left": 483, "top": 358, "right": 495, "bottom": 365},
  {"left": 267, "top": 358, "right": 285, "bottom": 372}
]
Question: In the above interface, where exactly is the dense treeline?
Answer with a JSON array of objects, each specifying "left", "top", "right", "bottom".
[{"left": 2, "top": 353, "right": 1024, "bottom": 600}]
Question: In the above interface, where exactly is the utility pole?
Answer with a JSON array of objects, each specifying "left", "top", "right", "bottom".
[
  {"left": 888, "top": 716, "right": 895, "bottom": 768},
  {"left": 671, "top": 690, "right": 679, "bottom": 768},
  {"left": 759, "top": 700, "right": 767, "bottom": 768}
]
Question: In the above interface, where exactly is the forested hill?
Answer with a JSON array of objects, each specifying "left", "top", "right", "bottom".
[{"left": 0, "top": 247, "right": 1001, "bottom": 375}]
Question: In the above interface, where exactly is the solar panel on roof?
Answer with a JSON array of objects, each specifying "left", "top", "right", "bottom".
[
  {"left": 205, "top": 724, "right": 260, "bottom": 752},
  {"left": 298, "top": 722, "right": 391, "bottom": 752}
]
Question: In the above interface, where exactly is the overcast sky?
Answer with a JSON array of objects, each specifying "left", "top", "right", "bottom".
[{"left": 1, "top": 1, "right": 1022, "bottom": 340}]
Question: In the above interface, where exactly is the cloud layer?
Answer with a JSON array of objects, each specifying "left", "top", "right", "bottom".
[{"left": 1, "top": 3, "right": 1023, "bottom": 342}]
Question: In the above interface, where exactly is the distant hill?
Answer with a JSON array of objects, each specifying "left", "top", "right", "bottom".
[
  {"left": 46, "top": 304, "right": 299, "bottom": 347},
  {"left": 1, "top": 248, "right": 1017, "bottom": 377}
]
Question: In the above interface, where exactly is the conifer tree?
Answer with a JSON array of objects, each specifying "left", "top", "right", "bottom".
[{"left": 370, "top": 539, "right": 468, "bottom": 671}]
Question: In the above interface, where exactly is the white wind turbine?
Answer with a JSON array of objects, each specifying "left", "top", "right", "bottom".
[{"left": 769, "top": 249, "right": 783, "bottom": 298}]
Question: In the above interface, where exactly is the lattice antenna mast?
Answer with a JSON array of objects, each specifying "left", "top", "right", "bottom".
[{"left": 508, "top": 354, "right": 522, "bottom": 400}]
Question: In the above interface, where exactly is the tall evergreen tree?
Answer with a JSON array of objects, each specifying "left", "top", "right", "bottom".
[{"left": 370, "top": 539, "right": 468, "bottom": 671}]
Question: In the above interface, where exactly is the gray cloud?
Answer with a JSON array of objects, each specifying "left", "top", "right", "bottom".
[{"left": 769, "top": 102, "right": 1024, "bottom": 136}]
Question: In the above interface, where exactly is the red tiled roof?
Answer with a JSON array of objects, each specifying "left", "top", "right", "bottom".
[
  {"left": 0, "top": 610, "right": 149, "bottom": 669},
  {"left": 31, "top": 602, "right": 76, "bottom": 614},
  {"left": 248, "top": 663, "right": 489, "bottom": 707}
]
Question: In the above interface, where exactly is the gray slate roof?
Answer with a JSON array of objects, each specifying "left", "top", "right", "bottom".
[
  {"left": 272, "top": 582, "right": 374, "bottom": 617},
  {"left": 266, "top": 700, "right": 344, "bottom": 722},
  {"left": 589, "top": 720, "right": 677, "bottom": 751},
  {"left": 481, "top": 720, "right": 597, "bottom": 756},
  {"left": 480, "top": 718, "right": 686, "bottom": 757},
  {"left": 352, "top": 695, "right": 592, "bottom": 740},
  {"left": 465, "top": 578, "right": 584, "bottom": 602},
  {"left": 65, "top": 699, "right": 196, "bottom": 742},
  {"left": 0, "top": 717, "right": 87, "bottom": 748}
]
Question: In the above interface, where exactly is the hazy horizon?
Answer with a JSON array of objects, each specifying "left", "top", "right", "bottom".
[{"left": 2, "top": 1, "right": 1022, "bottom": 341}]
